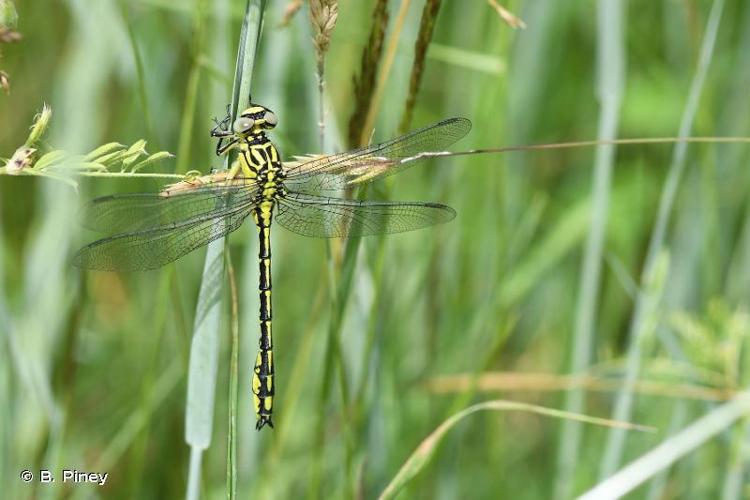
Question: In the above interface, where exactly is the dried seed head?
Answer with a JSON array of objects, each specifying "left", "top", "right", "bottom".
[{"left": 309, "top": 0, "right": 338, "bottom": 59}]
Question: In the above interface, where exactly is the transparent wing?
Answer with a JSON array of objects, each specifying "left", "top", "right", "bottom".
[
  {"left": 283, "top": 118, "right": 471, "bottom": 193},
  {"left": 80, "top": 179, "right": 257, "bottom": 233},
  {"left": 73, "top": 205, "right": 252, "bottom": 271},
  {"left": 276, "top": 192, "right": 456, "bottom": 238}
]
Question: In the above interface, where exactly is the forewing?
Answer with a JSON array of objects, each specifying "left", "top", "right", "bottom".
[
  {"left": 73, "top": 205, "right": 252, "bottom": 271},
  {"left": 276, "top": 192, "right": 456, "bottom": 238},
  {"left": 80, "top": 179, "right": 257, "bottom": 233},
  {"left": 283, "top": 118, "right": 471, "bottom": 193}
]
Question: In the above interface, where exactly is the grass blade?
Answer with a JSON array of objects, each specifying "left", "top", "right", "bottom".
[
  {"left": 226, "top": 251, "right": 240, "bottom": 500},
  {"left": 379, "top": 400, "right": 651, "bottom": 500},
  {"left": 184, "top": 1, "right": 266, "bottom": 499},
  {"left": 582, "top": 391, "right": 750, "bottom": 500},
  {"left": 554, "top": 0, "right": 624, "bottom": 498},
  {"left": 600, "top": 0, "right": 726, "bottom": 477}
]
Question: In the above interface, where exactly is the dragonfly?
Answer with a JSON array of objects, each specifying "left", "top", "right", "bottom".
[{"left": 73, "top": 103, "right": 472, "bottom": 430}]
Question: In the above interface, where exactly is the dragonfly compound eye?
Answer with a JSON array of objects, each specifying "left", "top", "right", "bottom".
[
  {"left": 233, "top": 117, "right": 255, "bottom": 133},
  {"left": 263, "top": 111, "right": 278, "bottom": 128}
]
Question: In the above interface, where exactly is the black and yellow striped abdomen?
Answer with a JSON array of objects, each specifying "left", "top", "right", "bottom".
[
  {"left": 236, "top": 138, "right": 283, "bottom": 430},
  {"left": 252, "top": 200, "right": 275, "bottom": 429}
]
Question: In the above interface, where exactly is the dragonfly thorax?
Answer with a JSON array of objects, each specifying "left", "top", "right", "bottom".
[{"left": 237, "top": 136, "right": 283, "bottom": 178}]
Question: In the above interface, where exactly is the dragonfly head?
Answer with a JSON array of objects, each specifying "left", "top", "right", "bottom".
[{"left": 233, "top": 104, "right": 278, "bottom": 137}]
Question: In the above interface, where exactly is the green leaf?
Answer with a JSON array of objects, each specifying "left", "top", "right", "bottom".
[{"left": 84, "top": 142, "right": 126, "bottom": 161}]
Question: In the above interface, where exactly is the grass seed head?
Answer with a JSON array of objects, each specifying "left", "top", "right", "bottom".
[
  {"left": 26, "top": 104, "right": 52, "bottom": 147},
  {"left": 309, "top": 0, "right": 338, "bottom": 60}
]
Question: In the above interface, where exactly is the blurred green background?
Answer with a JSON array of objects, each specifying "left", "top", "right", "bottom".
[{"left": 2, "top": 0, "right": 750, "bottom": 498}]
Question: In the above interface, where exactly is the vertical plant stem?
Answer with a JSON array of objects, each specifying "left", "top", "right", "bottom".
[
  {"left": 347, "top": 0, "right": 389, "bottom": 149},
  {"left": 554, "top": 0, "right": 624, "bottom": 498},
  {"left": 226, "top": 250, "right": 240, "bottom": 500},
  {"left": 582, "top": 390, "right": 750, "bottom": 500},
  {"left": 399, "top": 0, "right": 442, "bottom": 133},
  {"left": 311, "top": 239, "right": 358, "bottom": 500},
  {"left": 311, "top": 4, "right": 391, "bottom": 496},
  {"left": 184, "top": 2, "right": 266, "bottom": 500},
  {"left": 360, "top": 0, "right": 411, "bottom": 141},
  {"left": 317, "top": 66, "right": 325, "bottom": 150},
  {"left": 176, "top": 0, "right": 208, "bottom": 174},
  {"left": 599, "top": 0, "right": 725, "bottom": 478},
  {"left": 121, "top": 5, "right": 155, "bottom": 145}
]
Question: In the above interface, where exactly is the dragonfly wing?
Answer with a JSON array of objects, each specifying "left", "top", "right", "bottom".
[
  {"left": 276, "top": 192, "right": 456, "bottom": 238},
  {"left": 73, "top": 205, "right": 252, "bottom": 271},
  {"left": 283, "top": 118, "right": 471, "bottom": 193},
  {"left": 81, "top": 179, "right": 257, "bottom": 233}
]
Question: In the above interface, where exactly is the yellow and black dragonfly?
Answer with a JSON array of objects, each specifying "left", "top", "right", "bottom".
[{"left": 73, "top": 103, "right": 471, "bottom": 430}]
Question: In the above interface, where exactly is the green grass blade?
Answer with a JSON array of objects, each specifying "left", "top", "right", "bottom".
[
  {"left": 600, "top": 0, "right": 726, "bottom": 477},
  {"left": 554, "top": 0, "right": 625, "bottom": 497},
  {"left": 226, "top": 252, "right": 240, "bottom": 500},
  {"left": 379, "top": 400, "right": 651, "bottom": 500},
  {"left": 582, "top": 391, "right": 750, "bottom": 500},
  {"left": 183, "top": 1, "right": 266, "bottom": 500}
]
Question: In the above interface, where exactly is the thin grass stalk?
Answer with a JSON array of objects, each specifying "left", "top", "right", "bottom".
[
  {"left": 0, "top": 206, "right": 10, "bottom": 491},
  {"left": 399, "top": 0, "right": 442, "bottom": 133},
  {"left": 360, "top": 0, "right": 411, "bottom": 141},
  {"left": 311, "top": 4, "right": 392, "bottom": 495},
  {"left": 427, "top": 371, "right": 738, "bottom": 402},
  {"left": 347, "top": 0, "right": 389, "bottom": 148},
  {"left": 582, "top": 389, "right": 750, "bottom": 499},
  {"left": 554, "top": 0, "right": 624, "bottom": 498},
  {"left": 645, "top": 404, "right": 689, "bottom": 500},
  {"left": 311, "top": 237, "right": 358, "bottom": 499},
  {"left": 121, "top": 4, "right": 155, "bottom": 145},
  {"left": 720, "top": 310, "right": 750, "bottom": 499},
  {"left": 722, "top": 2, "right": 750, "bottom": 299},
  {"left": 184, "top": 0, "right": 230, "bottom": 495},
  {"left": 351, "top": 238, "right": 387, "bottom": 423},
  {"left": 126, "top": 271, "right": 172, "bottom": 495},
  {"left": 379, "top": 400, "right": 652, "bottom": 500},
  {"left": 599, "top": 0, "right": 725, "bottom": 477},
  {"left": 261, "top": 270, "right": 327, "bottom": 485},
  {"left": 176, "top": 0, "right": 208, "bottom": 174},
  {"left": 226, "top": 250, "right": 240, "bottom": 500},
  {"left": 184, "top": 2, "right": 266, "bottom": 499},
  {"left": 87, "top": 360, "right": 183, "bottom": 473},
  {"left": 27, "top": 2, "right": 128, "bottom": 498},
  {"left": 348, "top": 0, "right": 413, "bottom": 435}
]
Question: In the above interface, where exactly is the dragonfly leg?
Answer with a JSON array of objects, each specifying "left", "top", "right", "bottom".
[
  {"left": 210, "top": 104, "right": 232, "bottom": 135},
  {"left": 216, "top": 137, "right": 239, "bottom": 157}
]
